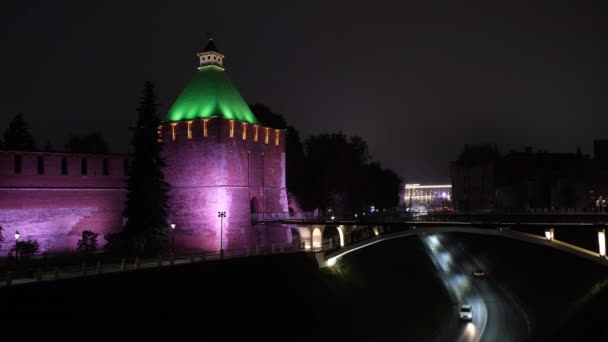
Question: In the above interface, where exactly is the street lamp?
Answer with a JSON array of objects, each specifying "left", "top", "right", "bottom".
[
  {"left": 14, "top": 230, "right": 20, "bottom": 262},
  {"left": 218, "top": 211, "right": 226, "bottom": 259},
  {"left": 170, "top": 224, "right": 176, "bottom": 255}
]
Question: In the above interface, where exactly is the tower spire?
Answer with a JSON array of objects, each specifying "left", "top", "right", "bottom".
[{"left": 198, "top": 33, "right": 224, "bottom": 69}]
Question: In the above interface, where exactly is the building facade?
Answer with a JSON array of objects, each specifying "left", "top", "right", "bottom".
[
  {"left": 0, "top": 38, "right": 290, "bottom": 254},
  {"left": 450, "top": 143, "right": 608, "bottom": 212}
]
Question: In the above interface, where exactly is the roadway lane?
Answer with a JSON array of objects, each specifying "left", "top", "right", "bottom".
[{"left": 420, "top": 233, "right": 529, "bottom": 342}]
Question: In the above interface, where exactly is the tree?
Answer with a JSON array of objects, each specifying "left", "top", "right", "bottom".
[
  {"left": 43, "top": 140, "right": 54, "bottom": 152},
  {"left": 14, "top": 239, "right": 40, "bottom": 258},
  {"left": 3, "top": 113, "right": 36, "bottom": 151},
  {"left": 65, "top": 132, "right": 109, "bottom": 154},
  {"left": 121, "top": 81, "right": 170, "bottom": 254},
  {"left": 77, "top": 230, "right": 99, "bottom": 253}
]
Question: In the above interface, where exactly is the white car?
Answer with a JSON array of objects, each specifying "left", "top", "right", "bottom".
[{"left": 459, "top": 304, "right": 473, "bottom": 321}]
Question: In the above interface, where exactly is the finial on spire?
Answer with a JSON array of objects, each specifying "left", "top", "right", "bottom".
[{"left": 197, "top": 33, "right": 224, "bottom": 69}]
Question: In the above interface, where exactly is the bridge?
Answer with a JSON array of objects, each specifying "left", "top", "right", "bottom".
[{"left": 254, "top": 212, "right": 608, "bottom": 267}]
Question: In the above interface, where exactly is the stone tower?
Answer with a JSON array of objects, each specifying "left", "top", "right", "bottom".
[{"left": 160, "top": 36, "right": 289, "bottom": 252}]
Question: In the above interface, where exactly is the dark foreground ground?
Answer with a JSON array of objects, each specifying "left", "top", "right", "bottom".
[
  {"left": 0, "top": 237, "right": 450, "bottom": 341},
  {"left": 454, "top": 232, "right": 608, "bottom": 341}
]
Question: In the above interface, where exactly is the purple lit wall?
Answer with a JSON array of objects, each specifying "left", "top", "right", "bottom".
[
  {"left": 0, "top": 118, "right": 290, "bottom": 255},
  {"left": 162, "top": 117, "right": 290, "bottom": 252},
  {"left": 0, "top": 151, "right": 127, "bottom": 254}
]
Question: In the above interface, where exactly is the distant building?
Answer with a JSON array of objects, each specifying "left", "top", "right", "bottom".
[
  {"left": 450, "top": 142, "right": 608, "bottom": 212},
  {"left": 403, "top": 184, "right": 452, "bottom": 211}
]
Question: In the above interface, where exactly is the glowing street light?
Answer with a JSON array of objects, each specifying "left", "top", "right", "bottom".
[
  {"left": 170, "top": 223, "right": 176, "bottom": 255},
  {"left": 218, "top": 211, "right": 226, "bottom": 259},
  {"left": 14, "top": 230, "right": 20, "bottom": 262}
]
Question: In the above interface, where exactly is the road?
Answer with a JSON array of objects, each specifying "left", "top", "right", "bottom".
[{"left": 420, "top": 233, "right": 529, "bottom": 342}]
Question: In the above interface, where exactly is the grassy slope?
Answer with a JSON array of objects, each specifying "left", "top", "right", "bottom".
[
  {"left": 0, "top": 238, "right": 451, "bottom": 341},
  {"left": 453, "top": 233, "right": 608, "bottom": 341}
]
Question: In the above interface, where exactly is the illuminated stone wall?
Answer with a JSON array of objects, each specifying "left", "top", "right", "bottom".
[
  {"left": 162, "top": 117, "right": 290, "bottom": 252},
  {"left": 0, "top": 118, "right": 290, "bottom": 255},
  {"left": 0, "top": 151, "right": 128, "bottom": 254}
]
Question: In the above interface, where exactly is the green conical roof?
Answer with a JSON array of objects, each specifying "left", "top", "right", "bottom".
[{"left": 165, "top": 65, "right": 259, "bottom": 124}]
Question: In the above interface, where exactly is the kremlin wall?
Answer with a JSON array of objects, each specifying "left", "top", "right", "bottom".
[{"left": 0, "top": 37, "right": 290, "bottom": 254}]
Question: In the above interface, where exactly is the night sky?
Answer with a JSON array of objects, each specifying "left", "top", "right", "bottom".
[{"left": 2, "top": 1, "right": 607, "bottom": 182}]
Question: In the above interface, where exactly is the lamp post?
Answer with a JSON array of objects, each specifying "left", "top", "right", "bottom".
[
  {"left": 170, "top": 224, "right": 176, "bottom": 256},
  {"left": 218, "top": 211, "right": 226, "bottom": 259},
  {"left": 14, "top": 230, "right": 20, "bottom": 262}
]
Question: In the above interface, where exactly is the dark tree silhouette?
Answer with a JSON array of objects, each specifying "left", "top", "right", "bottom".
[
  {"left": 43, "top": 140, "right": 54, "bottom": 152},
  {"left": 65, "top": 132, "right": 109, "bottom": 154},
  {"left": 3, "top": 113, "right": 36, "bottom": 151},
  {"left": 122, "top": 81, "right": 170, "bottom": 254},
  {"left": 77, "top": 230, "right": 99, "bottom": 253}
]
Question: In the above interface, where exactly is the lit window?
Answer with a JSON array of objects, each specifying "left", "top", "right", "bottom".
[
  {"left": 264, "top": 128, "right": 270, "bottom": 145},
  {"left": 254, "top": 125, "right": 259, "bottom": 142},
  {"left": 171, "top": 123, "right": 177, "bottom": 141},
  {"left": 203, "top": 119, "right": 209, "bottom": 137},
  {"left": 275, "top": 130, "right": 280, "bottom": 146},
  {"left": 242, "top": 122, "right": 247, "bottom": 140},
  {"left": 157, "top": 125, "right": 163, "bottom": 143},
  {"left": 37, "top": 155, "right": 44, "bottom": 174},
  {"left": 187, "top": 121, "right": 193, "bottom": 140},
  {"left": 229, "top": 120, "right": 235, "bottom": 138}
]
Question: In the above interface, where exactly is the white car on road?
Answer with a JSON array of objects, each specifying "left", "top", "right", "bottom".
[{"left": 459, "top": 304, "right": 473, "bottom": 321}]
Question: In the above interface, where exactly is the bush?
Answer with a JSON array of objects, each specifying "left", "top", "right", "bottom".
[
  {"left": 77, "top": 230, "right": 99, "bottom": 253},
  {"left": 14, "top": 239, "right": 40, "bottom": 258}
]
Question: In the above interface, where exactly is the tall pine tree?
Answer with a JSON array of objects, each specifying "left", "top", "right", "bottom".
[
  {"left": 4, "top": 113, "right": 36, "bottom": 151},
  {"left": 123, "top": 81, "right": 170, "bottom": 254}
]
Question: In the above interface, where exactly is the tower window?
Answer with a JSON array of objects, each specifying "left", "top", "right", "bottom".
[
  {"left": 203, "top": 119, "right": 209, "bottom": 138},
  {"left": 102, "top": 159, "right": 109, "bottom": 176},
  {"left": 242, "top": 122, "right": 247, "bottom": 140},
  {"left": 264, "top": 128, "right": 270, "bottom": 145},
  {"left": 81, "top": 158, "right": 88, "bottom": 176},
  {"left": 253, "top": 125, "right": 259, "bottom": 142},
  {"left": 187, "top": 121, "right": 193, "bottom": 140},
  {"left": 157, "top": 125, "right": 163, "bottom": 143},
  {"left": 14, "top": 155, "right": 22, "bottom": 174},
  {"left": 37, "top": 155, "right": 45, "bottom": 174},
  {"left": 275, "top": 130, "right": 280, "bottom": 146},
  {"left": 61, "top": 157, "right": 68, "bottom": 175},
  {"left": 229, "top": 120, "right": 235, "bottom": 138},
  {"left": 171, "top": 123, "right": 177, "bottom": 141}
]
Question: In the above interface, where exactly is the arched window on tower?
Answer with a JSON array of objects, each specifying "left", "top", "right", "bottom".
[
  {"left": 229, "top": 120, "right": 235, "bottom": 138},
  {"left": 242, "top": 122, "right": 247, "bottom": 140}
]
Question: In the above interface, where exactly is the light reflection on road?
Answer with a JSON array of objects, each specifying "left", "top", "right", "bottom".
[{"left": 421, "top": 233, "right": 487, "bottom": 342}]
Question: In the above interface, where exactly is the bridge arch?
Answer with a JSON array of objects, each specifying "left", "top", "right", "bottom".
[
  {"left": 323, "top": 226, "right": 608, "bottom": 268},
  {"left": 312, "top": 227, "right": 323, "bottom": 250}
]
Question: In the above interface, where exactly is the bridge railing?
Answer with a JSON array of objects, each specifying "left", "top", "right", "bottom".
[{"left": 253, "top": 211, "right": 608, "bottom": 225}]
